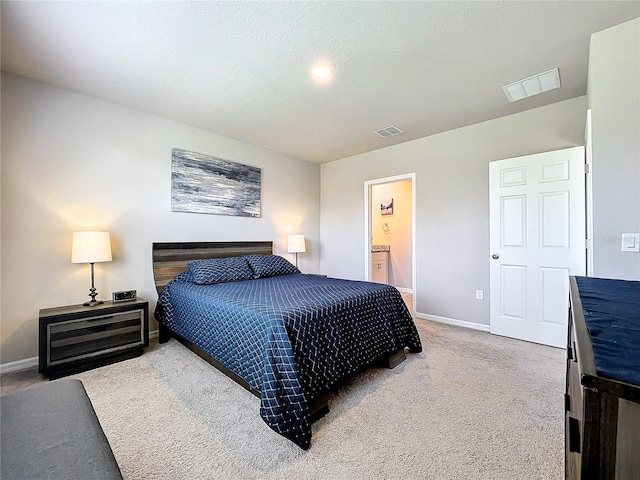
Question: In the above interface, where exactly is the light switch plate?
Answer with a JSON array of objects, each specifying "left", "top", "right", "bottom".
[{"left": 621, "top": 233, "right": 640, "bottom": 252}]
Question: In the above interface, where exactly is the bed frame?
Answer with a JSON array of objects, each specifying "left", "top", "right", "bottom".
[
  {"left": 152, "top": 241, "right": 274, "bottom": 294},
  {"left": 152, "top": 240, "right": 405, "bottom": 422}
]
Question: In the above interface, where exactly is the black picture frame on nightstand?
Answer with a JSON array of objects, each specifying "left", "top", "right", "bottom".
[{"left": 38, "top": 298, "right": 149, "bottom": 379}]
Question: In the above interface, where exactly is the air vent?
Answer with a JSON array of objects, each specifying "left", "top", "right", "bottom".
[
  {"left": 375, "top": 126, "right": 404, "bottom": 138},
  {"left": 503, "top": 68, "right": 561, "bottom": 103}
]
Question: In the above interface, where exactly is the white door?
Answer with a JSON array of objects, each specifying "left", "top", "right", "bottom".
[{"left": 489, "top": 147, "right": 586, "bottom": 347}]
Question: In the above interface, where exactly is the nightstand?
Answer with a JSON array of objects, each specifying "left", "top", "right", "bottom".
[{"left": 39, "top": 298, "right": 149, "bottom": 379}]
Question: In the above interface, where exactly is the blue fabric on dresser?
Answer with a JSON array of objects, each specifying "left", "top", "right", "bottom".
[
  {"left": 575, "top": 276, "right": 640, "bottom": 386},
  {"left": 155, "top": 272, "right": 422, "bottom": 449}
]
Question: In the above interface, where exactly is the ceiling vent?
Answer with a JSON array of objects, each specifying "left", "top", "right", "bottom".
[
  {"left": 375, "top": 126, "right": 404, "bottom": 138},
  {"left": 502, "top": 68, "right": 561, "bottom": 103}
]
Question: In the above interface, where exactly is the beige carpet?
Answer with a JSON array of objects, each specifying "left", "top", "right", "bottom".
[{"left": 70, "top": 319, "right": 565, "bottom": 479}]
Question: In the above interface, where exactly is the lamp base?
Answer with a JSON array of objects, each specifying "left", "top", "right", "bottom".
[
  {"left": 83, "top": 299, "right": 104, "bottom": 307},
  {"left": 84, "top": 268, "right": 103, "bottom": 306}
]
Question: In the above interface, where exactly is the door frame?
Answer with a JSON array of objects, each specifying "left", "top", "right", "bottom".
[
  {"left": 363, "top": 173, "right": 416, "bottom": 313},
  {"left": 585, "top": 109, "right": 594, "bottom": 276}
]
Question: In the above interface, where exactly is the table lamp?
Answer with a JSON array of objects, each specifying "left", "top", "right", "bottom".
[
  {"left": 72, "top": 231, "right": 112, "bottom": 306},
  {"left": 287, "top": 234, "right": 306, "bottom": 268}
]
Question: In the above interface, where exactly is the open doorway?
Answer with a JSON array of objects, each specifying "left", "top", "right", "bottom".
[{"left": 364, "top": 173, "right": 416, "bottom": 313}]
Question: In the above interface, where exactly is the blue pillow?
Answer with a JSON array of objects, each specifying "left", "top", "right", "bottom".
[
  {"left": 245, "top": 254, "right": 299, "bottom": 278},
  {"left": 187, "top": 256, "right": 255, "bottom": 285}
]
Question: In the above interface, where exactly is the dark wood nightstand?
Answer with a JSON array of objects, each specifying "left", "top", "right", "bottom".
[{"left": 39, "top": 298, "right": 149, "bottom": 379}]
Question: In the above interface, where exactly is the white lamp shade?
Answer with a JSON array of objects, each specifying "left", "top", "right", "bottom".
[
  {"left": 71, "top": 231, "right": 112, "bottom": 264},
  {"left": 287, "top": 234, "right": 306, "bottom": 253}
]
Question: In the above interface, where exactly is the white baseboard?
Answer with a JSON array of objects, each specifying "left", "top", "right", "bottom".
[
  {"left": 394, "top": 287, "right": 413, "bottom": 294},
  {"left": 1, "top": 330, "right": 161, "bottom": 375},
  {"left": 0, "top": 356, "right": 38, "bottom": 375},
  {"left": 415, "top": 312, "right": 491, "bottom": 332}
]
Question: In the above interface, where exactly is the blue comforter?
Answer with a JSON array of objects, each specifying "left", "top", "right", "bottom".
[{"left": 154, "top": 272, "right": 422, "bottom": 449}]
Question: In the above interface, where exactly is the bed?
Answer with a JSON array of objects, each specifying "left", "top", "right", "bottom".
[{"left": 152, "top": 241, "right": 422, "bottom": 449}]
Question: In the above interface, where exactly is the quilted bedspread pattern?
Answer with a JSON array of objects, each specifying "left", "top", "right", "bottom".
[{"left": 155, "top": 272, "right": 422, "bottom": 449}]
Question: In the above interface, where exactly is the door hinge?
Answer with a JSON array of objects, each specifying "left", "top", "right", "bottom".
[
  {"left": 584, "top": 163, "right": 590, "bottom": 174},
  {"left": 585, "top": 238, "right": 591, "bottom": 250}
]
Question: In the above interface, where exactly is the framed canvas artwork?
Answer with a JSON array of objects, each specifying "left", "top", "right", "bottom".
[
  {"left": 381, "top": 197, "right": 393, "bottom": 215},
  {"left": 171, "top": 148, "right": 261, "bottom": 217}
]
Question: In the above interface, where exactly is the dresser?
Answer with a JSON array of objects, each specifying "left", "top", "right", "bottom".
[
  {"left": 39, "top": 298, "right": 149, "bottom": 378},
  {"left": 565, "top": 277, "right": 640, "bottom": 480}
]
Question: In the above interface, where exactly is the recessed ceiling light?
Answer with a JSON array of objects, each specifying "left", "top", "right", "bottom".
[
  {"left": 311, "top": 63, "right": 333, "bottom": 82},
  {"left": 502, "top": 68, "right": 561, "bottom": 102}
]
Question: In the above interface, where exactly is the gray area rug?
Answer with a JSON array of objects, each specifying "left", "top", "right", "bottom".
[{"left": 72, "top": 320, "right": 565, "bottom": 479}]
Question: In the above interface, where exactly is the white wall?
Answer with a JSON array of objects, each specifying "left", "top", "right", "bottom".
[
  {"left": 588, "top": 18, "right": 640, "bottom": 280},
  {"left": 321, "top": 97, "right": 587, "bottom": 327},
  {"left": 371, "top": 179, "right": 412, "bottom": 289},
  {"left": 0, "top": 73, "right": 321, "bottom": 364}
]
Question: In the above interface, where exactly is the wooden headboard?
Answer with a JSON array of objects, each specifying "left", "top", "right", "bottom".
[{"left": 152, "top": 241, "right": 273, "bottom": 294}]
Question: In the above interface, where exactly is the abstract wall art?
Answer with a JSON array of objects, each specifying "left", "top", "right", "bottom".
[
  {"left": 381, "top": 197, "right": 393, "bottom": 215},
  {"left": 171, "top": 148, "right": 261, "bottom": 217}
]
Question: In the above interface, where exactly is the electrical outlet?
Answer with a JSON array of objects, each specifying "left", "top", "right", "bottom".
[{"left": 475, "top": 289, "right": 484, "bottom": 300}]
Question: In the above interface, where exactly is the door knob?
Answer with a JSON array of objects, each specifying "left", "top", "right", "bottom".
[{"left": 491, "top": 253, "right": 500, "bottom": 260}]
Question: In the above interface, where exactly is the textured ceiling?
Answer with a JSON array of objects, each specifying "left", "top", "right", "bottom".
[{"left": 1, "top": 1, "right": 638, "bottom": 164}]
